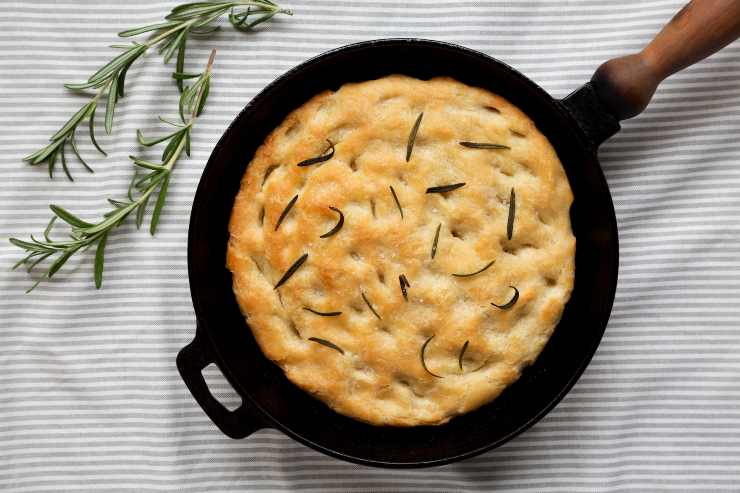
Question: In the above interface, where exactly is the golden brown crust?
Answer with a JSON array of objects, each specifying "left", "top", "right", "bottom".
[{"left": 226, "top": 75, "right": 575, "bottom": 426}]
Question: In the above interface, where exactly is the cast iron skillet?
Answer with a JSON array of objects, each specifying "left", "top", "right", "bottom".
[{"left": 177, "top": 1, "right": 740, "bottom": 468}]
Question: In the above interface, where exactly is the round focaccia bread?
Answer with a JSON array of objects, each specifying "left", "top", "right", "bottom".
[{"left": 226, "top": 75, "right": 575, "bottom": 426}]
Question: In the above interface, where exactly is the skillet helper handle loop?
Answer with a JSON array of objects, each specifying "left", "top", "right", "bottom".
[
  {"left": 592, "top": 0, "right": 740, "bottom": 121},
  {"left": 177, "top": 325, "right": 265, "bottom": 439}
]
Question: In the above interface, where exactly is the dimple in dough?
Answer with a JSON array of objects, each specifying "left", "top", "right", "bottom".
[{"left": 227, "top": 75, "right": 575, "bottom": 426}]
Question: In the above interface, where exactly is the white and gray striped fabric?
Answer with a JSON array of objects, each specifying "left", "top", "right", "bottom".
[{"left": 2, "top": 0, "right": 740, "bottom": 491}]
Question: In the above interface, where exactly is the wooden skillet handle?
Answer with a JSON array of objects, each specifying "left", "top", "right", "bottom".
[{"left": 592, "top": 0, "right": 740, "bottom": 120}]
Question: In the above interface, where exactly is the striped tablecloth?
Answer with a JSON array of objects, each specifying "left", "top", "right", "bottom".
[{"left": 2, "top": 1, "right": 740, "bottom": 491}]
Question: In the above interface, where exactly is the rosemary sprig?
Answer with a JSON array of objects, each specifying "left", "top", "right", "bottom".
[
  {"left": 507, "top": 187, "right": 516, "bottom": 240},
  {"left": 297, "top": 139, "right": 335, "bottom": 167},
  {"left": 406, "top": 112, "right": 424, "bottom": 162},
  {"left": 452, "top": 259, "right": 495, "bottom": 278},
  {"left": 11, "top": 52, "right": 216, "bottom": 291},
  {"left": 399, "top": 274, "right": 411, "bottom": 301},
  {"left": 426, "top": 183, "right": 466, "bottom": 194},
  {"left": 319, "top": 206, "right": 344, "bottom": 238},
  {"left": 274, "top": 253, "right": 308, "bottom": 289},
  {"left": 361, "top": 291, "right": 382, "bottom": 320},
  {"left": 431, "top": 223, "right": 441, "bottom": 259},
  {"left": 303, "top": 307, "right": 342, "bottom": 317},
  {"left": 458, "top": 340, "right": 469, "bottom": 371},
  {"left": 459, "top": 142, "right": 510, "bottom": 150},
  {"left": 275, "top": 194, "right": 298, "bottom": 231},
  {"left": 421, "top": 335, "right": 443, "bottom": 378},
  {"left": 389, "top": 186, "right": 404, "bottom": 219},
  {"left": 23, "top": 93, "right": 105, "bottom": 180},
  {"left": 26, "top": 1, "right": 291, "bottom": 180},
  {"left": 308, "top": 337, "right": 344, "bottom": 354},
  {"left": 491, "top": 286, "right": 519, "bottom": 310}
]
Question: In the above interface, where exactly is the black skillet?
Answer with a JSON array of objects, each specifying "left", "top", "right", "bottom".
[{"left": 177, "top": 1, "right": 740, "bottom": 468}]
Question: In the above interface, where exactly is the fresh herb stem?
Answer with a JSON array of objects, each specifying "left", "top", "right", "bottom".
[
  {"left": 10, "top": 52, "right": 216, "bottom": 291},
  {"left": 25, "top": 1, "right": 291, "bottom": 181}
]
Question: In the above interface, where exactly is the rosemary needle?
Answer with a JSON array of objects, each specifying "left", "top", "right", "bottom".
[
  {"left": 459, "top": 141, "right": 510, "bottom": 150},
  {"left": 308, "top": 337, "right": 345, "bottom": 354},
  {"left": 406, "top": 112, "right": 424, "bottom": 162},
  {"left": 274, "top": 253, "right": 309, "bottom": 290},
  {"left": 507, "top": 187, "right": 516, "bottom": 240},
  {"left": 491, "top": 286, "right": 519, "bottom": 310},
  {"left": 421, "top": 335, "right": 443, "bottom": 378},
  {"left": 297, "top": 139, "right": 335, "bottom": 167},
  {"left": 303, "top": 307, "right": 342, "bottom": 317},
  {"left": 361, "top": 291, "right": 382, "bottom": 320},
  {"left": 399, "top": 274, "right": 411, "bottom": 301},
  {"left": 452, "top": 259, "right": 496, "bottom": 278},
  {"left": 431, "top": 223, "right": 441, "bottom": 259},
  {"left": 458, "top": 340, "right": 469, "bottom": 371},
  {"left": 275, "top": 194, "right": 298, "bottom": 231},
  {"left": 426, "top": 183, "right": 466, "bottom": 194},
  {"left": 319, "top": 207, "right": 344, "bottom": 238},
  {"left": 389, "top": 186, "right": 404, "bottom": 219}
]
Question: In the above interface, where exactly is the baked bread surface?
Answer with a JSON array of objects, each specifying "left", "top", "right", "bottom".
[{"left": 227, "top": 75, "right": 575, "bottom": 426}]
